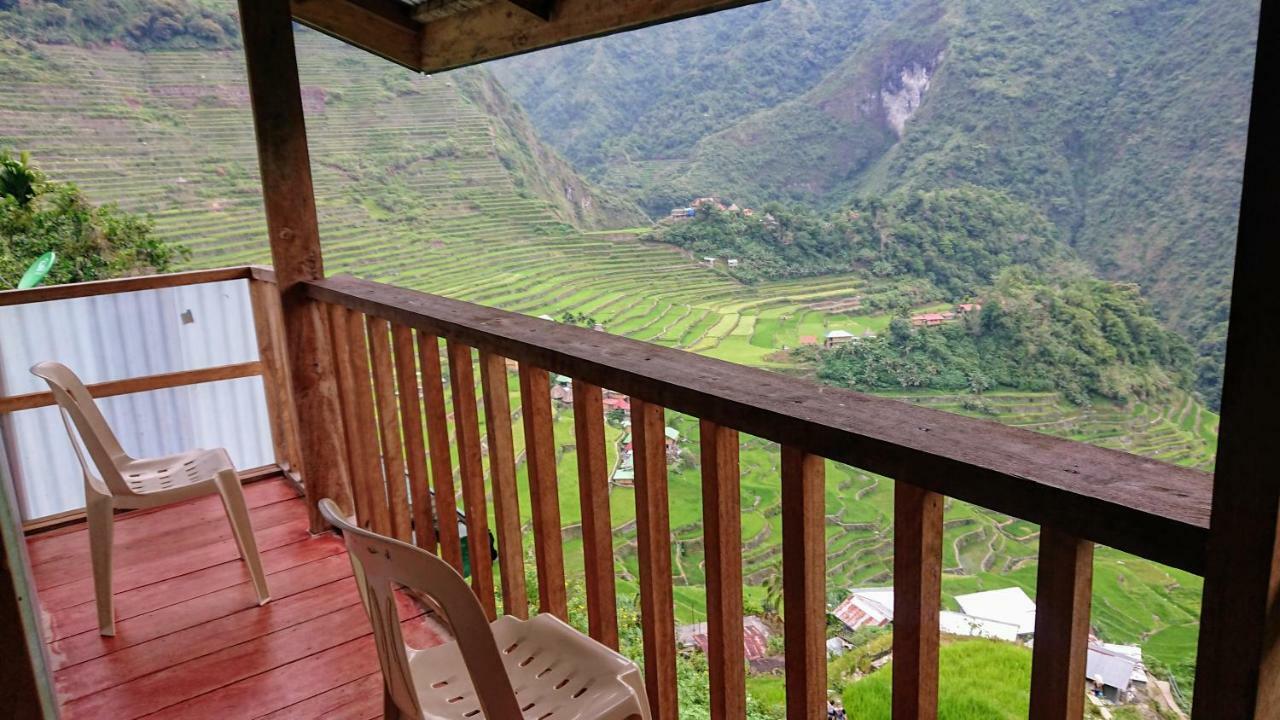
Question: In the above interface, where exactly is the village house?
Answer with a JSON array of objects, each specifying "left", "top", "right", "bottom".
[
  {"left": 669, "top": 206, "right": 696, "bottom": 219},
  {"left": 833, "top": 587, "right": 896, "bottom": 631},
  {"left": 727, "top": 258, "right": 740, "bottom": 268},
  {"left": 910, "top": 311, "right": 956, "bottom": 327},
  {"left": 957, "top": 302, "right": 982, "bottom": 314},
  {"left": 677, "top": 615, "right": 773, "bottom": 664},
  {"left": 799, "top": 335, "right": 819, "bottom": 346},
  {"left": 1086, "top": 642, "right": 1147, "bottom": 703},
  {"left": 825, "top": 329, "right": 856, "bottom": 347},
  {"left": 954, "top": 587, "right": 1037, "bottom": 639}
]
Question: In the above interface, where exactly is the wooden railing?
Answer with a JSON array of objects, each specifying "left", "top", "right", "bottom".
[
  {"left": 305, "top": 273, "right": 1212, "bottom": 719},
  {"left": 0, "top": 266, "right": 302, "bottom": 529}
]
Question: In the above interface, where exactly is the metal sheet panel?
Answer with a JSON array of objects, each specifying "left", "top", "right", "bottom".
[{"left": 0, "top": 280, "right": 274, "bottom": 521}]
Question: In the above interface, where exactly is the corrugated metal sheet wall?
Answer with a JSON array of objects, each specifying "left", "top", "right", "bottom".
[{"left": 0, "top": 279, "right": 274, "bottom": 521}]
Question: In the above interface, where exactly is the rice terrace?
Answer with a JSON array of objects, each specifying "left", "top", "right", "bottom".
[{"left": 1, "top": 21, "right": 1222, "bottom": 707}]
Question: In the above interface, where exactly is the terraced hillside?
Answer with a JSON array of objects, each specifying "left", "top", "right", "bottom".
[{"left": 2, "top": 28, "right": 1215, "bottom": 701}]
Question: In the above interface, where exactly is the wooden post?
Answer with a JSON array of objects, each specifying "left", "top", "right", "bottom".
[
  {"left": 0, "top": 448, "right": 58, "bottom": 719},
  {"left": 893, "top": 481, "right": 942, "bottom": 720},
  {"left": 249, "top": 278, "right": 302, "bottom": 475},
  {"left": 518, "top": 364, "right": 567, "bottom": 619},
  {"left": 701, "top": 420, "right": 746, "bottom": 719},
  {"left": 237, "top": 0, "right": 351, "bottom": 531},
  {"left": 572, "top": 379, "right": 618, "bottom": 649},
  {"left": 1029, "top": 528, "right": 1093, "bottom": 720},
  {"left": 1194, "top": 4, "right": 1280, "bottom": 717},
  {"left": 781, "top": 446, "right": 825, "bottom": 720},
  {"left": 631, "top": 399, "right": 677, "bottom": 717}
]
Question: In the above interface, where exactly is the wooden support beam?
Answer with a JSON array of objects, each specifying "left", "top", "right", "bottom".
[
  {"left": 572, "top": 379, "right": 618, "bottom": 649},
  {"left": 479, "top": 351, "right": 528, "bottom": 619},
  {"left": 291, "top": 0, "right": 422, "bottom": 70},
  {"left": 0, "top": 265, "right": 268, "bottom": 307},
  {"left": 700, "top": 419, "right": 746, "bottom": 719},
  {"left": 507, "top": 0, "right": 556, "bottom": 20},
  {"left": 238, "top": 0, "right": 352, "bottom": 532},
  {"left": 518, "top": 364, "right": 567, "bottom": 620},
  {"left": 1194, "top": 3, "right": 1280, "bottom": 717},
  {"left": 1029, "top": 528, "right": 1093, "bottom": 720},
  {"left": 892, "top": 481, "right": 942, "bottom": 720},
  {"left": 418, "top": 0, "right": 767, "bottom": 73},
  {"left": 0, "top": 443, "right": 58, "bottom": 718},
  {"left": 781, "top": 446, "right": 825, "bottom": 720},
  {"left": 632, "top": 399, "right": 677, "bottom": 717}
]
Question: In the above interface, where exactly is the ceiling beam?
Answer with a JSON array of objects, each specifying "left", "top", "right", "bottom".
[
  {"left": 506, "top": 0, "right": 555, "bottom": 21},
  {"left": 413, "top": 0, "right": 494, "bottom": 22},
  {"left": 291, "top": 0, "right": 423, "bottom": 71},
  {"left": 418, "top": 0, "right": 767, "bottom": 73}
]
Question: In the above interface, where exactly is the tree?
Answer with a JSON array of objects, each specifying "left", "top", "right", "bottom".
[{"left": 0, "top": 150, "right": 188, "bottom": 288}]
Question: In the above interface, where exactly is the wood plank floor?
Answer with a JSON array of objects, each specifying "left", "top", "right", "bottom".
[{"left": 26, "top": 479, "right": 444, "bottom": 719}]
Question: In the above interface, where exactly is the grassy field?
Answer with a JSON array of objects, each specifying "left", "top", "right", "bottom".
[{"left": 0, "top": 31, "right": 1214, "bottom": 707}]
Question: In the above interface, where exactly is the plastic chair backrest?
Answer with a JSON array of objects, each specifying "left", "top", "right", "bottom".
[
  {"left": 319, "top": 499, "right": 522, "bottom": 719},
  {"left": 30, "top": 361, "right": 133, "bottom": 497}
]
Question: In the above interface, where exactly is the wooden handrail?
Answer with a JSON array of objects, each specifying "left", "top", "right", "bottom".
[
  {"left": 305, "top": 274, "right": 1213, "bottom": 573},
  {"left": 0, "top": 361, "right": 265, "bottom": 413},
  {"left": 0, "top": 266, "right": 274, "bottom": 307}
]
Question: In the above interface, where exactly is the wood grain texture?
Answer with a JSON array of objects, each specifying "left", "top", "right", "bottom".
[
  {"left": 446, "top": 340, "right": 496, "bottom": 619},
  {"left": 479, "top": 351, "right": 528, "bottom": 619},
  {"left": 342, "top": 307, "right": 391, "bottom": 535},
  {"left": 418, "top": 331, "right": 462, "bottom": 573},
  {"left": 240, "top": 0, "right": 350, "bottom": 532},
  {"left": 327, "top": 304, "right": 371, "bottom": 530},
  {"left": 366, "top": 316, "right": 411, "bottom": 542},
  {"left": 781, "top": 446, "right": 825, "bottom": 720},
  {"left": 0, "top": 266, "right": 264, "bottom": 307},
  {"left": 700, "top": 419, "right": 746, "bottom": 719},
  {"left": 392, "top": 325, "right": 436, "bottom": 551},
  {"left": 518, "top": 364, "right": 567, "bottom": 619},
  {"left": 631, "top": 398, "right": 677, "bottom": 717},
  {"left": 1193, "top": 4, "right": 1280, "bottom": 718},
  {"left": 251, "top": 278, "right": 302, "bottom": 473},
  {"left": 290, "top": 0, "right": 421, "bottom": 70},
  {"left": 306, "top": 275, "right": 1210, "bottom": 572},
  {"left": 0, "top": 362, "right": 263, "bottom": 413},
  {"left": 892, "top": 481, "right": 942, "bottom": 720},
  {"left": 1029, "top": 527, "right": 1094, "bottom": 720},
  {"left": 571, "top": 379, "right": 618, "bottom": 649},
  {"left": 418, "top": 0, "right": 766, "bottom": 72}
]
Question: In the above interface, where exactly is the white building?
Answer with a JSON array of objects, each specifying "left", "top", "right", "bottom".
[
  {"left": 938, "top": 611, "right": 1019, "bottom": 641},
  {"left": 954, "top": 587, "right": 1037, "bottom": 636}
]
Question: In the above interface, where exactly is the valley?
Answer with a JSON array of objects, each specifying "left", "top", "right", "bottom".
[{"left": 0, "top": 11, "right": 1227, "bottom": 710}]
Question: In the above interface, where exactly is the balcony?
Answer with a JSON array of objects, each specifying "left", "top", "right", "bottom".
[
  {"left": 0, "top": 264, "right": 1219, "bottom": 718},
  {"left": 1, "top": 0, "right": 1275, "bottom": 718}
]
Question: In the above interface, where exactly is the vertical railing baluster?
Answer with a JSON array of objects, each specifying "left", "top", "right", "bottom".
[
  {"left": 367, "top": 316, "right": 411, "bottom": 542},
  {"left": 392, "top": 324, "right": 435, "bottom": 551},
  {"left": 893, "top": 481, "right": 943, "bottom": 720},
  {"left": 480, "top": 351, "right": 528, "bottom": 619},
  {"left": 572, "top": 378, "right": 618, "bottom": 648},
  {"left": 418, "top": 331, "right": 463, "bottom": 572},
  {"left": 632, "top": 398, "right": 677, "bottom": 716},
  {"left": 701, "top": 419, "right": 746, "bottom": 719},
  {"left": 447, "top": 340, "right": 497, "bottom": 619},
  {"left": 249, "top": 278, "right": 303, "bottom": 476},
  {"left": 518, "top": 364, "right": 567, "bottom": 619},
  {"left": 781, "top": 445, "right": 825, "bottom": 720},
  {"left": 1029, "top": 527, "right": 1094, "bottom": 720},
  {"left": 328, "top": 305, "right": 385, "bottom": 532}
]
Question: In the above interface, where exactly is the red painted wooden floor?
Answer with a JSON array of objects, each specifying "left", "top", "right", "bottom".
[{"left": 26, "top": 479, "right": 444, "bottom": 719}]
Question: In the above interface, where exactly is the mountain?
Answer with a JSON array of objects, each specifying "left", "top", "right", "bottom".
[
  {"left": 0, "top": 5, "right": 645, "bottom": 281},
  {"left": 495, "top": 0, "right": 1259, "bottom": 407}
]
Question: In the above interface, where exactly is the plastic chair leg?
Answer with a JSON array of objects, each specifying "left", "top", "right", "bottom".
[
  {"left": 86, "top": 494, "right": 116, "bottom": 636},
  {"left": 215, "top": 470, "right": 270, "bottom": 605}
]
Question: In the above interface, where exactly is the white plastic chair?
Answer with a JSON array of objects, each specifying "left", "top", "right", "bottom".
[
  {"left": 318, "top": 498, "right": 651, "bottom": 720},
  {"left": 32, "top": 361, "right": 270, "bottom": 636}
]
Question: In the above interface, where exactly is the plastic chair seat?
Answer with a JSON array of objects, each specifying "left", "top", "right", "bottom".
[
  {"left": 410, "top": 615, "right": 647, "bottom": 720},
  {"left": 119, "top": 448, "right": 234, "bottom": 496}
]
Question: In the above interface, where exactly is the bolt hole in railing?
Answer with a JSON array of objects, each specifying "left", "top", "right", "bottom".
[{"left": 305, "top": 274, "right": 1211, "bottom": 720}]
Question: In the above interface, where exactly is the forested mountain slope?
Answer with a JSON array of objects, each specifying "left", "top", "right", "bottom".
[{"left": 496, "top": 0, "right": 1258, "bottom": 406}]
